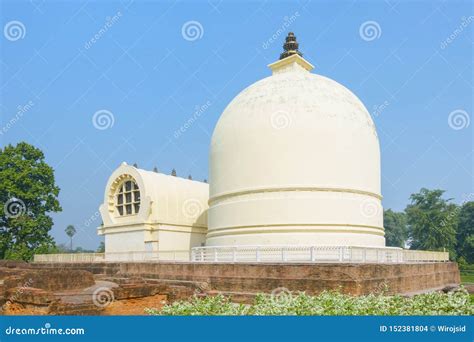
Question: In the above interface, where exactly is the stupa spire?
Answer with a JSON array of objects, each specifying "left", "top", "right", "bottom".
[
  {"left": 268, "top": 32, "right": 313, "bottom": 74},
  {"left": 280, "top": 32, "right": 303, "bottom": 60}
]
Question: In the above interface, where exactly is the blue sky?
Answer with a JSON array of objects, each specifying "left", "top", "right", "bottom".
[{"left": 1, "top": 0, "right": 472, "bottom": 250}]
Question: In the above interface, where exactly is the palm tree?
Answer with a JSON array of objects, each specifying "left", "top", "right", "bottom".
[{"left": 65, "top": 225, "right": 76, "bottom": 251}]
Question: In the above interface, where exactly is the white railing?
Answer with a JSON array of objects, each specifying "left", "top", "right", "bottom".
[
  {"left": 190, "top": 245, "right": 449, "bottom": 263},
  {"left": 33, "top": 250, "right": 191, "bottom": 263},
  {"left": 33, "top": 247, "right": 449, "bottom": 263},
  {"left": 402, "top": 249, "right": 450, "bottom": 262},
  {"left": 104, "top": 250, "right": 190, "bottom": 262},
  {"left": 33, "top": 253, "right": 105, "bottom": 263}
]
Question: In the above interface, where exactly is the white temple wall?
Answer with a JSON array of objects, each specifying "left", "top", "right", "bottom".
[
  {"left": 105, "top": 230, "right": 147, "bottom": 253},
  {"left": 157, "top": 226, "right": 206, "bottom": 251}
]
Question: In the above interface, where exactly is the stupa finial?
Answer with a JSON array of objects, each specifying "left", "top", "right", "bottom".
[{"left": 280, "top": 32, "right": 303, "bottom": 60}]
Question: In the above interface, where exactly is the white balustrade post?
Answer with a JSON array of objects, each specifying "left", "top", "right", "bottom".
[
  {"left": 232, "top": 248, "right": 237, "bottom": 262},
  {"left": 310, "top": 246, "right": 315, "bottom": 262},
  {"left": 213, "top": 248, "right": 218, "bottom": 262},
  {"left": 256, "top": 247, "right": 260, "bottom": 262},
  {"left": 339, "top": 247, "right": 343, "bottom": 262}
]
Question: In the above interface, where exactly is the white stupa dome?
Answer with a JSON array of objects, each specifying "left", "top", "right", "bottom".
[{"left": 207, "top": 33, "right": 384, "bottom": 247}]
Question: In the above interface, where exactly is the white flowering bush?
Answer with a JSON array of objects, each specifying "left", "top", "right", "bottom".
[{"left": 146, "top": 287, "right": 473, "bottom": 316}]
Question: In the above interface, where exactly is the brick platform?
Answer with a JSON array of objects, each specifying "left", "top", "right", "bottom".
[{"left": 31, "top": 261, "right": 460, "bottom": 296}]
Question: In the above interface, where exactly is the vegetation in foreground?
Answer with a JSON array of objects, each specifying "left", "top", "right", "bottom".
[
  {"left": 461, "top": 273, "right": 474, "bottom": 284},
  {"left": 146, "top": 288, "right": 473, "bottom": 316},
  {"left": 460, "top": 263, "right": 474, "bottom": 284}
]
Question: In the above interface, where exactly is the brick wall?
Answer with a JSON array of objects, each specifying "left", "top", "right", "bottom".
[{"left": 31, "top": 261, "right": 460, "bottom": 296}]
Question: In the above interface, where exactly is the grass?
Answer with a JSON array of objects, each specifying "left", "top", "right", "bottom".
[{"left": 460, "top": 273, "right": 474, "bottom": 284}]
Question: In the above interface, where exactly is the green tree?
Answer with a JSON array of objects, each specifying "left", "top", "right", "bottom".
[
  {"left": 405, "top": 188, "right": 457, "bottom": 258},
  {"left": 383, "top": 209, "right": 407, "bottom": 247},
  {"left": 0, "top": 142, "right": 62, "bottom": 260},
  {"left": 457, "top": 201, "right": 474, "bottom": 263},
  {"left": 65, "top": 224, "right": 76, "bottom": 251},
  {"left": 97, "top": 241, "right": 105, "bottom": 253},
  {"left": 53, "top": 243, "right": 69, "bottom": 253}
]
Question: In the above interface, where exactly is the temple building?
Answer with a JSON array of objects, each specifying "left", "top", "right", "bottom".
[
  {"left": 98, "top": 32, "right": 384, "bottom": 256},
  {"left": 97, "top": 163, "right": 208, "bottom": 256}
]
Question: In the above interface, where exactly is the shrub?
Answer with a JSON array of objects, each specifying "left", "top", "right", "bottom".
[{"left": 146, "top": 288, "right": 474, "bottom": 316}]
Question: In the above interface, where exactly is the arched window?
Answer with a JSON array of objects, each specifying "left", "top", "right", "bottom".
[{"left": 116, "top": 180, "right": 140, "bottom": 216}]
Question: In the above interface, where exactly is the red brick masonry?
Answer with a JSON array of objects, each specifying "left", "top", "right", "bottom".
[{"left": 31, "top": 262, "right": 460, "bottom": 296}]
